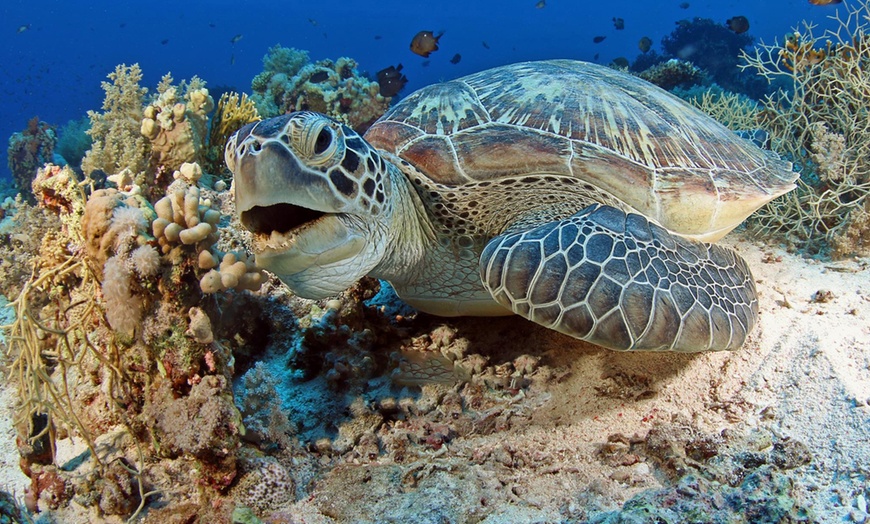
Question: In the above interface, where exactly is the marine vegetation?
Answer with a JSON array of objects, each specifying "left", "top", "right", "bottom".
[{"left": 742, "top": 0, "right": 870, "bottom": 256}]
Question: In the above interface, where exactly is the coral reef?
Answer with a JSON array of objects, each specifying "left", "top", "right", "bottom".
[
  {"left": 6, "top": 117, "right": 57, "bottom": 198},
  {"left": 636, "top": 58, "right": 704, "bottom": 91},
  {"left": 204, "top": 92, "right": 260, "bottom": 177},
  {"left": 80, "top": 64, "right": 151, "bottom": 181},
  {"left": 251, "top": 45, "right": 391, "bottom": 132},
  {"left": 30, "top": 164, "right": 87, "bottom": 246},
  {"left": 662, "top": 17, "right": 764, "bottom": 95},
  {"left": 140, "top": 74, "right": 215, "bottom": 178},
  {"left": 678, "top": 84, "right": 761, "bottom": 131},
  {"left": 742, "top": 1, "right": 870, "bottom": 256},
  {"left": 143, "top": 375, "right": 242, "bottom": 489},
  {"left": 55, "top": 117, "right": 92, "bottom": 171}
]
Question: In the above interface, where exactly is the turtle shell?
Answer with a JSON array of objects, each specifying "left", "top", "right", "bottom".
[{"left": 363, "top": 60, "right": 796, "bottom": 241}]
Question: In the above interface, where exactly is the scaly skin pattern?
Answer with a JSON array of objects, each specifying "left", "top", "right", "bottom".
[{"left": 480, "top": 204, "right": 757, "bottom": 351}]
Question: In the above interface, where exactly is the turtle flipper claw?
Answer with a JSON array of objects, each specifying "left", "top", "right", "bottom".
[{"left": 479, "top": 204, "right": 757, "bottom": 351}]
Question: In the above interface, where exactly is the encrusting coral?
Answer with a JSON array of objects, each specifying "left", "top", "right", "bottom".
[
  {"left": 741, "top": 1, "right": 870, "bottom": 256},
  {"left": 140, "top": 74, "right": 215, "bottom": 177},
  {"left": 251, "top": 45, "right": 391, "bottom": 131},
  {"left": 6, "top": 117, "right": 57, "bottom": 198}
]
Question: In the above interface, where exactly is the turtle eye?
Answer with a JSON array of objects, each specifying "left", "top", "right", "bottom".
[{"left": 314, "top": 127, "right": 332, "bottom": 155}]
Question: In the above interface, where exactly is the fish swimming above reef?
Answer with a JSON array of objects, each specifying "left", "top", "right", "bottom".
[
  {"left": 308, "top": 71, "right": 330, "bottom": 83},
  {"left": 17, "top": 24, "right": 30, "bottom": 33},
  {"left": 613, "top": 17, "right": 625, "bottom": 30},
  {"left": 536, "top": 0, "right": 546, "bottom": 8},
  {"left": 482, "top": 41, "right": 490, "bottom": 49},
  {"left": 230, "top": 34, "right": 243, "bottom": 44},
  {"left": 593, "top": 36, "right": 606, "bottom": 44},
  {"left": 679, "top": 2, "right": 690, "bottom": 8},
  {"left": 808, "top": 0, "right": 842, "bottom": 4},
  {"left": 726, "top": 15, "right": 750, "bottom": 34},
  {"left": 638, "top": 36, "right": 652, "bottom": 53},
  {"left": 450, "top": 53, "right": 462, "bottom": 64},
  {"left": 376, "top": 64, "right": 408, "bottom": 97},
  {"left": 410, "top": 30, "right": 442, "bottom": 57}
]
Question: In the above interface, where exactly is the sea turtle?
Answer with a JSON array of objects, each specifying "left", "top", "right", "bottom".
[{"left": 225, "top": 60, "right": 796, "bottom": 352}]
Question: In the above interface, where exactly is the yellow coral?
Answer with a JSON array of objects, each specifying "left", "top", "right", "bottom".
[
  {"left": 688, "top": 90, "right": 760, "bottom": 132},
  {"left": 204, "top": 92, "right": 260, "bottom": 175}
]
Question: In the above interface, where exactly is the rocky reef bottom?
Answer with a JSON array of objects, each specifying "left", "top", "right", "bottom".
[{"left": 1, "top": 233, "right": 868, "bottom": 524}]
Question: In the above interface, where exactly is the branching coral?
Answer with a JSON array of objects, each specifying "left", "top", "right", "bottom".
[
  {"left": 204, "top": 92, "right": 260, "bottom": 177},
  {"left": 683, "top": 88, "right": 761, "bottom": 131},
  {"left": 741, "top": 1, "right": 870, "bottom": 255},
  {"left": 81, "top": 64, "right": 151, "bottom": 181},
  {"left": 251, "top": 45, "right": 391, "bottom": 131}
]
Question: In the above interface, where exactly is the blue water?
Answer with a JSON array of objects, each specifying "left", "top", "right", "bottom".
[{"left": 0, "top": 0, "right": 845, "bottom": 180}]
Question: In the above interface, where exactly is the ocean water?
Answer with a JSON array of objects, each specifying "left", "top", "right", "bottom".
[{"left": 0, "top": 0, "right": 846, "bottom": 182}]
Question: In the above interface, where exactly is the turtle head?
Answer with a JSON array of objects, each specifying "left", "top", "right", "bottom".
[{"left": 226, "top": 112, "right": 393, "bottom": 298}]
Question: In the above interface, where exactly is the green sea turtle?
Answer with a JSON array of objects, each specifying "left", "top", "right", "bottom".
[{"left": 225, "top": 60, "right": 796, "bottom": 352}]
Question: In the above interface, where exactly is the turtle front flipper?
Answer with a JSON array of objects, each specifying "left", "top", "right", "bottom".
[{"left": 479, "top": 204, "right": 757, "bottom": 351}]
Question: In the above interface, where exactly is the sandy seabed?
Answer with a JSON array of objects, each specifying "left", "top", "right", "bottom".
[{"left": 1, "top": 232, "right": 868, "bottom": 523}]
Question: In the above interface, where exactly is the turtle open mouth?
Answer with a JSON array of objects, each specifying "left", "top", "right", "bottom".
[{"left": 240, "top": 203, "right": 327, "bottom": 248}]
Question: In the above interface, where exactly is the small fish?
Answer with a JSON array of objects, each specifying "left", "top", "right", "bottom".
[
  {"left": 208, "top": 22, "right": 216, "bottom": 28},
  {"left": 679, "top": 2, "right": 690, "bottom": 8},
  {"left": 161, "top": 38, "right": 169, "bottom": 45},
  {"left": 230, "top": 54, "right": 235, "bottom": 65},
  {"left": 374, "top": 35, "right": 382, "bottom": 40},
  {"left": 638, "top": 36, "right": 653, "bottom": 53},
  {"left": 612, "top": 17, "right": 625, "bottom": 30},
  {"left": 17, "top": 24, "right": 30, "bottom": 33},
  {"left": 536, "top": 0, "right": 546, "bottom": 8},
  {"left": 594, "top": 53, "right": 600, "bottom": 60},
  {"left": 309, "top": 71, "right": 330, "bottom": 83},
  {"left": 422, "top": 60, "right": 431, "bottom": 67},
  {"left": 611, "top": 57, "right": 630, "bottom": 68},
  {"left": 726, "top": 15, "right": 749, "bottom": 34},
  {"left": 808, "top": 0, "right": 842, "bottom": 4},
  {"left": 376, "top": 64, "right": 408, "bottom": 97},
  {"left": 308, "top": 18, "right": 318, "bottom": 26},
  {"left": 230, "top": 34, "right": 243, "bottom": 44},
  {"left": 410, "top": 30, "right": 443, "bottom": 57},
  {"left": 482, "top": 41, "right": 490, "bottom": 49},
  {"left": 593, "top": 35, "right": 606, "bottom": 44},
  {"left": 120, "top": 22, "right": 127, "bottom": 28},
  {"left": 450, "top": 53, "right": 462, "bottom": 64}
]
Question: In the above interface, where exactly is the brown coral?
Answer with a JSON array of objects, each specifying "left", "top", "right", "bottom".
[{"left": 140, "top": 74, "right": 214, "bottom": 176}]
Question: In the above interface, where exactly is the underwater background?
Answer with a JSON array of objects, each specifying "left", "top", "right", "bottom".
[
  {"left": 0, "top": 0, "right": 847, "bottom": 181},
  {"left": 2, "top": 0, "right": 870, "bottom": 523}
]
